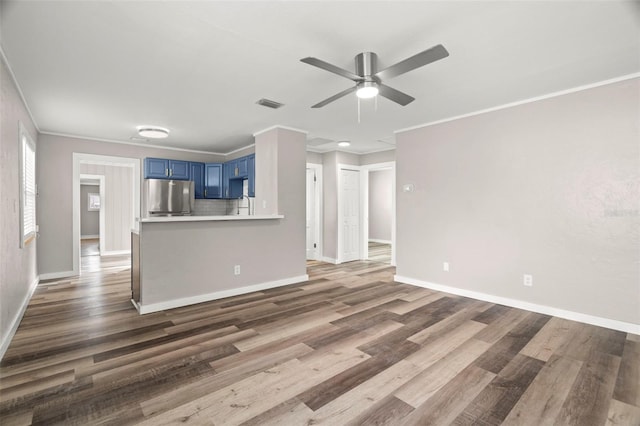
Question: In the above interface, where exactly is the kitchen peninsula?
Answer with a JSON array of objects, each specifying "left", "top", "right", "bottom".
[{"left": 131, "top": 126, "right": 308, "bottom": 314}]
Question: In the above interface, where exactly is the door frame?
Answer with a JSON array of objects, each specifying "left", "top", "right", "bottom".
[
  {"left": 72, "top": 153, "right": 140, "bottom": 276},
  {"left": 337, "top": 164, "right": 363, "bottom": 264},
  {"left": 306, "top": 163, "right": 323, "bottom": 261},
  {"left": 361, "top": 161, "right": 396, "bottom": 266}
]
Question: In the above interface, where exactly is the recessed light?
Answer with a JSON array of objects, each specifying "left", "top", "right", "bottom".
[
  {"left": 337, "top": 141, "right": 351, "bottom": 147},
  {"left": 137, "top": 126, "right": 169, "bottom": 139}
]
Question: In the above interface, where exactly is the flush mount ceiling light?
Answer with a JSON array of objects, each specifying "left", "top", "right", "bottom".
[
  {"left": 137, "top": 126, "right": 169, "bottom": 139},
  {"left": 356, "top": 81, "right": 379, "bottom": 99},
  {"left": 337, "top": 141, "right": 351, "bottom": 147}
]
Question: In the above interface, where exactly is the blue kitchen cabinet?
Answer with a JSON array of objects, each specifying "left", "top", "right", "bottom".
[
  {"left": 235, "top": 156, "right": 248, "bottom": 178},
  {"left": 228, "top": 178, "right": 243, "bottom": 199},
  {"left": 222, "top": 161, "right": 231, "bottom": 198},
  {"left": 247, "top": 154, "right": 255, "bottom": 197},
  {"left": 144, "top": 158, "right": 190, "bottom": 180},
  {"left": 221, "top": 154, "right": 256, "bottom": 198},
  {"left": 204, "top": 163, "right": 223, "bottom": 199},
  {"left": 189, "top": 162, "right": 205, "bottom": 199},
  {"left": 168, "top": 160, "right": 189, "bottom": 180},
  {"left": 226, "top": 157, "right": 248, "bottom": 179},
  {"left": 144, "top": 158, "right": 169, "bottom": 179}
]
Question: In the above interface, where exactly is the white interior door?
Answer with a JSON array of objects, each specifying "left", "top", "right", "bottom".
[
  {"left": 340, "top": 168, "right": 360, "bottom": 262},
  {"left": 306, "top": 168, "right": 318, "bottom": 260}
]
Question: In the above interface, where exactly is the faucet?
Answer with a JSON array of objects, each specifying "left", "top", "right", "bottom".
[{"left": 237, "top": 195, "right": 252, "bottom": 215}]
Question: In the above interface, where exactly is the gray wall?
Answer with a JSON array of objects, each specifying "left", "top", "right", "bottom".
[
  {"left": 396, "top": 78, "right": 639, "bottom": 325},
  {"left": 80, "top": 184, "right": 99, "bottom": 237},
  {"left": 306, "top": 151, "right": 323, "bottom": 165},
  {"left": 361, "top": 149, "right": 395, "bottom": 165},
  {"left": 322, "top": 151, "right": 338, "bottom": 260},
  {"left": 368, "top": 169, "right": 393, "bottom": 242},
  {"left": 1, "top": 54, "right": 38, "bottom": 356},
  {"left": 254, "top": 129, "right": 279, "bottom": 215},
  {"left": 80, "top": 163, "right": 134, "bottom": 252},
  {"left": 36, "top": 133, "right": 225, "bottom": 276}
]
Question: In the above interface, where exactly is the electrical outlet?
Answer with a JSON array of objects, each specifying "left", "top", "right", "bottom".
[
  {"left": 234, "top": 265, "right": 241, "bottom": 275},
  {"left": 523, "top": 274, "right": 533, "bottom": 287},
  {"left": 262, "top": 200, "right": 267, "bottom": 209},
  {"left": 443, "top": 262, "right": 449, "bottom": 272}
]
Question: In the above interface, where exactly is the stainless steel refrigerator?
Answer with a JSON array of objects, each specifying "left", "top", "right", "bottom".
[{"left": 146, "top": 179, "right": 194, "bottom": 216}]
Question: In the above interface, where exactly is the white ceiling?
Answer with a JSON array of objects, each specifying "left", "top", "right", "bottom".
[{"left": 1, "top": 1, "right": 638, "bottom": 155}]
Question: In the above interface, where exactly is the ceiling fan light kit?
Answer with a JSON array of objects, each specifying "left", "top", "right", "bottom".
[
  {"left": 337, "top": 141, "right": 351, "bottom": 147},
  {"left": 356, "top": 81, "right": 379, "bottom": 99},
  {"left": 137, "top": 126, "right": 170, "bottom": 139},
  {"left": 301, "top": 44, "right": 449, "bottom": 108}
]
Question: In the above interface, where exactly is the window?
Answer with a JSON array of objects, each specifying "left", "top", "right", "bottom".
[
  {"left": 88, "top": 193, "right": 101, "bottom": 211},
  {"left": 19, "top": 123, "right": 36, "bottom": 247}
]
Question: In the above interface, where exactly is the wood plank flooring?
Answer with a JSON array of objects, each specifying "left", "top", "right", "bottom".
[
  {"left": 368, "top": 241, "right": 391, "bottom": 263},
  {"left": 1, "top": 256, "right": 638, "bottom": 425},
  {"left": 80, "top": 239, "right": 100, "bottom": 257}
]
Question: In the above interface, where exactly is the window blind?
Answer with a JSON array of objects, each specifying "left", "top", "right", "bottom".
[{"left": 20, "top": 127, "right": 36, "bottom": 245}]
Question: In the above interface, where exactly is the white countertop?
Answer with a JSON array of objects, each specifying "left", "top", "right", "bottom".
[{"left": 140, "top": 214, "right": 284, "bottom": 223}]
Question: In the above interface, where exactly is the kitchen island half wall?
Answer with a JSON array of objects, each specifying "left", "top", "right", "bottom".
[{"left": 132, "top": 214, "right": 307, "bottom": 314}]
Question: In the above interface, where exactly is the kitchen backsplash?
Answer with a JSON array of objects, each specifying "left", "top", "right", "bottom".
[
  {"left": 193, "top": 199, "right": 228, "bottom": 216},
  {"left": 193, "top": 198, "right": 255, "bottom": 216}
]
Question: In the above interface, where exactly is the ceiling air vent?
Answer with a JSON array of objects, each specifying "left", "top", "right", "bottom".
[{"left": 256, "top": 98, "right": 284, "bottom": 109}]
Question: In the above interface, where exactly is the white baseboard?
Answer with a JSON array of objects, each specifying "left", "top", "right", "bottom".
[
  {"left": 0, "top": 276, "right": 39, "bottom": 361},
  {"left": 137, "top": 274, "right": 309, "bottom": 314},
  {"left": 81, "top": 235, "right": 99, "bottom": 240},
  {"left": 321, "top": 257, "right": 338, "bottom": 264},
  {"left": 394, "top": 275, "right": 640, "bottom": 335},
  {"left": 130, "top": 299, "right": 141, "bottom": 313},
  {"left": 40, "top": 270, "right": 75, "bottom": 280},
  {"left": 101, "top": 250, "right": 131, "bottom": 257},
  {"left": 369, "top": 239, "right": 392, "bottom": 244}
]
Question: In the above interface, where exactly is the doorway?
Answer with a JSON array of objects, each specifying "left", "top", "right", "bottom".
[
  {"left": 362, "top": 161, "right": 396, "bottom": 265},
  {"left": 306, "top": 164, "right": 322, "bottom": 260},
  {"left": 72, "top": 153, "right": 140, "bottom": 276},
  {"left": 80, "top": 174, "right": 105, "bottom": 261},
  {"left": 367, "top": 167, "right": 393, "bottom": 264}
]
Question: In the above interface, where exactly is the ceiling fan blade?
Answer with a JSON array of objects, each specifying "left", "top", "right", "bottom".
[
  {"left": 377, "top": 84, "right": 415, "bottom": 106},
  {"left": 375, "top": 44, "right": 449, "bottom": 80},
  {"left": 301, "top": 57, "right": 361, "bottom": 82},
  {"left": 311, "top": 86, "right": 357, "bottom": 108}
]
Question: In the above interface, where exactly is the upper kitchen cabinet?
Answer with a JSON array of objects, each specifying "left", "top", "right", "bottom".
[
  {"left": 143, "top": 158, "right": 190, "bottom": 180},
  {"left": 228, "top": 156, "right": 248, "bottom": 179},
  {"left": 189, "top": 162, "right": 205, "bottom": 199},
  {"left": 144, "top": 158, "right": 169, "bottom": 179},
  {"left": 222, "top": 154, "right": 255, "bottom": 198},
  {"left": 168, "top": 160, "right": 189, "bottom": 180},
  {"left": 204, "top": 163, "right": 223, "bottom": 199},
  {"left": 247, "top": 154, "right": 255, "bottom": 197}
]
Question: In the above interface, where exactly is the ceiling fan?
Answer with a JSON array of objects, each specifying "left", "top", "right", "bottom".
[{"left": 300, "top": 44, "right": 449, "bottom": 108}]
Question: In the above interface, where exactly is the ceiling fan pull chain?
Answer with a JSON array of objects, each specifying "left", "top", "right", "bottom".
[
  {"left": 375, "top": 95, "right": 378, "bottom": 112},
  {"left": 357, "top": 97, "right": 361, "bottom": 123}
]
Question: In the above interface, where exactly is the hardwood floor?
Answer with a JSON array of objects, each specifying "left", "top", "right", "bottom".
[
  {"left": 368, "top": 241, "right": 391, "bottom": 264},
  {"left": 1, "top": 257, "right": 638, "bottom": 425},
  {"left": 80, "top": 239, "right": 100, "bottom": 257}
]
